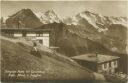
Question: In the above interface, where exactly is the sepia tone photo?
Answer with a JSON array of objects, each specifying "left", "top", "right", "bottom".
[{"left": 0, "top": 0, "right": 128, "bottom": 83}]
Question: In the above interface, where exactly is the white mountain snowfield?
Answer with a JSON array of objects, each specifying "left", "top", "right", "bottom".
[
  {"left": 35, "top": 10, "right": 62, "bottom": 24},
  {"left": 2, "top": 9, "right": 127, "bottom": 33},
  {"left": 63, "top": 11, "right": 127, "bottom": 32}
]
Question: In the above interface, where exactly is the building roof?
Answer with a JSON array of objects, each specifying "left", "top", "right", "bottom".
[
  {"left": 1, "top": 28, "right": 52, "bottom": 33},
  {"left": 71, "top": 54, "right": 120, "bottom": 63}
]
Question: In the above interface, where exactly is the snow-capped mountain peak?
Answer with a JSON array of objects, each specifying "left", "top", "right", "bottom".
[
  {"left": 35, "top": 9, "right": 62, "bottom": 24},
  {"left": 63, "top": 10, "right": 127, "bottom": 32}
]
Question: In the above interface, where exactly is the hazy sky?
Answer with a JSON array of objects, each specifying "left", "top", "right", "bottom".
[{"left": 1, "top": 1, "right": 127, "bottom": 18}]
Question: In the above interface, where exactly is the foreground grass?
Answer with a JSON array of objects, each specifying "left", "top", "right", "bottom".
[{"left": 1, "top": 36, "right": 95, "bottom": 81}]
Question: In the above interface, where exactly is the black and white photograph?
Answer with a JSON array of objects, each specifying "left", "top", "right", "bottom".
[{"left": 0, "top": 0, "right": 128, "bottom": 83}]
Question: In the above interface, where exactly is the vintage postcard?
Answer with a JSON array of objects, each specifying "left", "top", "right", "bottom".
[{"left": 0, "top": 0, "right": 128, "bottom": 83}]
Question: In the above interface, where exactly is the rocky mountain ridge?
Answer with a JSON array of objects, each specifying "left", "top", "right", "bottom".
[
  {"left": 35, "top": 9, "right": 62, "bottom": 24},
  {"left": 63, "top": 10, "right": 127, "bottom": 32}
]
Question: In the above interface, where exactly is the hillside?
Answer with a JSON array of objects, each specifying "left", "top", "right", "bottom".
[
  {"left": 38, "top": 22, "right": 127, "bottom": 74},
  {"left": 1, "top": 36, "right": 97, "bottom": 81},
  {"left": 38, "top": 23, "right": 127, "bottom": 55}
]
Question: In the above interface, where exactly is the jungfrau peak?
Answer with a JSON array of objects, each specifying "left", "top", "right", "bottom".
[{"left": 35, "top": 9, "right": 62, "bottom": 24}]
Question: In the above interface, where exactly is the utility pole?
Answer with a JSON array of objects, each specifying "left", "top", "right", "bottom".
[{"left": 17, "top": 18, "right": 20, "bottom": 29}]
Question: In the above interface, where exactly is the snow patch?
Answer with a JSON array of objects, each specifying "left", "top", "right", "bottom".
[{"left": 35, "top": 10, "right": 61, "bottom": 24}]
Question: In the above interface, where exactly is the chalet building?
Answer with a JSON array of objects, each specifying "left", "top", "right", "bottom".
[
  {"left": 1, "top": 28, "right": 51, "bottom": 47},
  {"left": 71, "top": 54, "right": 120, "bottom": 74}
]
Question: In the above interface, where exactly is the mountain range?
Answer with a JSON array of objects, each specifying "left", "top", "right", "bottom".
[
  {"left": 3, "top": 8, "right": 127, "bottom": 29},
  {"left": 64, "top": 11, "right": 127, "bottom": 32},
  {"left": 1, "top": 8, "right": 128, "bottom": 73},
  {"left": 2, "top": 8, "right": 127, "bottom": 53}
]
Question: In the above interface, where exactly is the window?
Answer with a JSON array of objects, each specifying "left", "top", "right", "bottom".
[
  {"left": 27, "top": 33, "right": 36, "bottom": 37},
  {"left": 40, "top": 34, "right": 43, "bottom": 36},
  {"left": 114, "top": 61, "right": 118, "bottom": 68},
  {"left": 43, "top": 33, "right": 49, "bottom": 37},
  {"left": 103, "top": 63, "right": 109, "bottom": 70},
  {"left": 36, "top": 33, "right": 44, "bottom": 36},
  {"left": 111, "top": 61, "right": 114, "bottom": 68},
  {"left": 14, "top": 32, "right": 22, "bottom": 37},
  {"left": 23, "top": 33, "right": 26, "bottom": 37},
  {"left": 104, "top": 63, "right": 107, "bottom": 69},
  {"left": 109, "top": 62, "right": 111, "bottom": 67},
  {"left": 39, "top": 40, "right": 43, "bottom": 44},
  {"left": 36, "top": 34, "right": 40, "bottom": 36}
]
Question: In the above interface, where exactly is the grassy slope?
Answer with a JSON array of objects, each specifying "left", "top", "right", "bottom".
[{"left": 1, "top": 36, "right": 95, "bottom": 81}]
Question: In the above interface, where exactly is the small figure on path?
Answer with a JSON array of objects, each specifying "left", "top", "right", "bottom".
[{"left": 31, "top": 41, "right": 41, "bottom": 58}]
